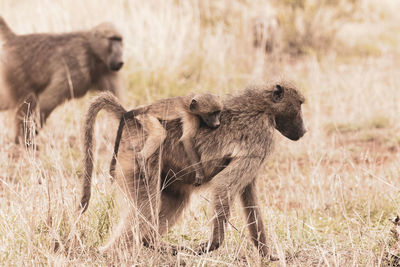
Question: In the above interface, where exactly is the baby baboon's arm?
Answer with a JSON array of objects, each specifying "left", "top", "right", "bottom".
[{"left": 179, "top": 112, "right": 206, "bottom": 186}]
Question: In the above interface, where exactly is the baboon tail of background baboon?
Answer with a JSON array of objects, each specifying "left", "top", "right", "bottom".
[
  {"left": 0, "top": 16, "right": 16, "bottom": 40},
  {"left": 80, "top": 92, "right": 127, "bottom": 213}
]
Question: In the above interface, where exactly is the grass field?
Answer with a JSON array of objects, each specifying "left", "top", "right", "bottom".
[{"left": 1, "top": 0, "right": 400, "bottom": 266}]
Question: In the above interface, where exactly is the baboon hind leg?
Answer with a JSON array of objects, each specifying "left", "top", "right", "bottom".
[
  {"left": 101, "top": 160, "right": 162, "bottom": 253},
  {"left": 156, "top": 187, "right": 191, "bottom": 254},
  {"left": 135, "top": 114, "right": 167, "bottom": 175}
]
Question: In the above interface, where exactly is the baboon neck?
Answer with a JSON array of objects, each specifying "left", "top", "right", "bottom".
[{"left": 227, "top": 89, "right": 273, "bottom": 117}]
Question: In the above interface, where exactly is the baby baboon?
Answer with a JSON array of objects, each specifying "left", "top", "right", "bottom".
[
  {"left": 118, "top": 93, "right": 222, "bottom": 186},
  {"left": 80, "top": 82, "right": 306, "bottom": 260},
  {"left": 0, "top": 17, "right": 123, "bottom": 145}
]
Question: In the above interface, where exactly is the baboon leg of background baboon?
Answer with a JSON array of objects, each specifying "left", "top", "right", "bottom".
[
  {"left": 38, "top": 80, "right": 69, "bottom": 126},
  {"left": 97, "top": 73, "right": 121, "bottom": 98},
  {"left": 14, "top": 93, "right": 38, "bottom": 146},
  {"left": 240, "top": 180, "right": 277, "bottom": 260}
]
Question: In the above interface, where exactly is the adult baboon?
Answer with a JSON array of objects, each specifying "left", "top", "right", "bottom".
[
  {"left": 80, "top": 82, "right": 306, "bottom": 260},
  {"left": 80, "top": 92, "right": 222, "bottom": 212},
  {"left": 0, "top": 16, "right": 123, "bottom": 145}
]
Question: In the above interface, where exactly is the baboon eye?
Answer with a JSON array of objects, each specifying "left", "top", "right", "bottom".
[
  {"left": 209, "top": 111, "right": 220, "bottom": 117},
  {"left": 109, "top": 37, "right": 122, "bottom": 42}
]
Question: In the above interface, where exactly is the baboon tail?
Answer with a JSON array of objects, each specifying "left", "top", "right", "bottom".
[
  {"left": 80, "top": 92, "right": 126, "bottom": 213},
  {"left": 109, "top": 109, "right": 138, "bottom": 179},
  {"left": 0, "top": 17, "right": 16, "bottom": 40}
]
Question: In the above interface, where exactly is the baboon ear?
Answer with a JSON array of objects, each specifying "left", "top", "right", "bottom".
[
  {"left": 189, "top": 99, "right": 198, "bottom": 111},
  {"left": 272, "top": 84, "right": 284, "bottom": 103}
]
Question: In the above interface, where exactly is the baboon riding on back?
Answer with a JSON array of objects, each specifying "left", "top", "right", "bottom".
[
  {"left": 79, "top": 81, "right": 307, "bottom": 260},
  {"left": 0, "top": 16, "right": 124, "bottom": 146}
]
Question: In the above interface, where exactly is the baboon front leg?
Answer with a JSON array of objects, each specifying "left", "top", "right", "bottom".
[
  {"left": 195, "top": 158, "right": 264, "bottom": 255},
  {"left": 240, "top": 181, "right": 278, "bottom": 260},
  {"left": 38, "top": 74, "right": 76, "bottom": 126},
  {"left": 97, "top": 73, "right": 121, "bottom": 98},
  {"left": 14, "top": 93, "right": 38, "bottom": 147},
  {"left": 38, "top": 91, "right": 64, "bottom": 126},
  {"left": 197, "top": 191, "right": 233, "bottom": 254}
]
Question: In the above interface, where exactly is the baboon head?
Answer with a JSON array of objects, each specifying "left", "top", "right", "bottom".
[
  {"left": 189, "top": 93, "right": 223, "bottom": 129},
  {"left": 90, "top": 22, "right": 124, "bottom": 72},
  {"left": 270, "top": 83, "right": 307, "bottom": 141}
]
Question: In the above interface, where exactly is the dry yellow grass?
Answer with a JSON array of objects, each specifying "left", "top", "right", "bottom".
[{"left": 1, "top": 0, "right": 400, "bottom": 266}]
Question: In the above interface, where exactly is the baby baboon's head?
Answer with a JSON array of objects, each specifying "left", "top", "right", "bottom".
[
  {"left": 269, "top": 83, "right": 307, "bottom": 141},
  {"left": 90, "top": 22, "right": 124, "bottom": 72},
  {"left": 189, "top": 93, "right": 223, "bottom": 129}
]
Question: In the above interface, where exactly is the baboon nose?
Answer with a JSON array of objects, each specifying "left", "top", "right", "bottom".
[{"left": 111, "top": 62, "right": 124, "bottom": 71}]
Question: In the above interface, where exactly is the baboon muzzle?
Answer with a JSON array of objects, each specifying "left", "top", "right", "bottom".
[
  {"left": 210, "top": 122, "right": 220, "bottom": 129},
  {"left": 110, "top": 61, "right": 124, "bottom": 71}
]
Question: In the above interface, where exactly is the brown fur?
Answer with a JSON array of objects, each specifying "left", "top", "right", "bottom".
[
  {"left": 80, "top": 92, "right": 127, "bottom": 212},
  {"left": 0, "top": 17, "right": 124, "bottom": 145},
  {"left": 80, "top": 92, "right": 222, "bottom": 212},
  {"left": 79, "top": 82, "right": 306, "bottom": 259},
  {"left": 116, "top": 93, "right": 222, "bottom": 186}
]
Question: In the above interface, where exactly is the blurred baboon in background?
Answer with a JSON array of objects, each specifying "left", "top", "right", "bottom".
[
  {"left": 79, "top": 81, "right": 306, "bottom": 260},
  {"left": 253, "top": 15, "right": 280, "bottom": 53},
  {"left": 0, "top": 16, "right": 123, "bottom": 145}
]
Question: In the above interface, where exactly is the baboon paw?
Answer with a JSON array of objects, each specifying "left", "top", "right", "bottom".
[
  {"left": 194, "top": 175, "right": 205, "bottom": 187},
  {"left": 169, "top": 245, "right": 189, "bottom": 256},
  {"left": 78, "top": 199, "right": 89, "bottom": 213},
  {"left": 260, "top": 249, "right": 279, "bottom": 261},
  {"left": 196, "top": 241, "right": 219, "bottom": 255},
  {"left": 269, "top": 254, "right": 279, "bottom": 261}
]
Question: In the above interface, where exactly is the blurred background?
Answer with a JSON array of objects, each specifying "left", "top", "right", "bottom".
[{"left": 0, "top": 0, "right": 400, "bottom": 265}]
